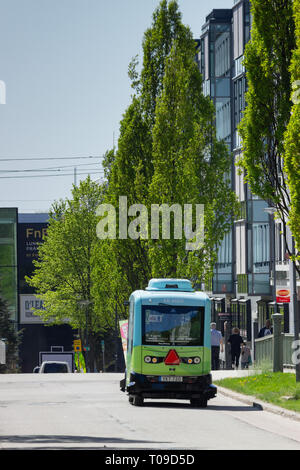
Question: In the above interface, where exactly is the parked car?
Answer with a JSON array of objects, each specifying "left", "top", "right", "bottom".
[
  {"left": 39, "top": 361, "right": 71, "bottom": 373},
  {"left": 33, "top": 366, "right": 40, "bottom": 373}
]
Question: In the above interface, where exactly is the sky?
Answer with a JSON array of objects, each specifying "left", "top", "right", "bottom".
[{"left": 0, "top": 0, "right": 234, "bottom": 213}]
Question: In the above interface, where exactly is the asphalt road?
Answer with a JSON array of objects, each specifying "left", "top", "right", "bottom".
[{"left": 0, "top": 372, "right": 300, "bottom": 450}]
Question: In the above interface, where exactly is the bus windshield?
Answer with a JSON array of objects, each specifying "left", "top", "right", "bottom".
[{"left": 142, "top": 305, "right": 204, "bottom": 346}]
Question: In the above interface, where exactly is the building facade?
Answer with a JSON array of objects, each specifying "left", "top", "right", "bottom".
[
  {"left": 0, "top": 209, "right": 74, "bottom": 372},
  {"left": 17, "top": 213, "right": 74, "bottom": 373},
  {"left": 198, "top": 0, "right": 298, "bottom": 348}
]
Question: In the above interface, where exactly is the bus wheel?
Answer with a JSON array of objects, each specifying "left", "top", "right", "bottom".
[
  {"left": 190, "top": 398, "right": 207, "bottom": 408},
  {"left": 128, "top": 395, "right": 134, "bottom": 404},
  {"left": 132, "top": 395, "right": 144, "bottom": 406}
]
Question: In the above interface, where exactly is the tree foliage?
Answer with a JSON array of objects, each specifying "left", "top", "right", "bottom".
[
  {"left": 28, "top": 1, "right": 240, "bottom": 370},
  {"left": 0, "top": 294, "right": 22, "bottom": 373},
  {"left": 238, "top": 0, "right": 298, "bottom": 264},
  {"left": 96, "top": 0, "right": 238, "bottom": 298},
  {"left": 148, "top": 39, "right": 238, "bottom": 281},
  {"left": 284, "top": 0, "right": 300, "bottom": 257},
  {"left": 26, "top": 177, "right": 105, "bottom": 369}
]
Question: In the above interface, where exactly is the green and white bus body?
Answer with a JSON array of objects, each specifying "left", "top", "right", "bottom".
[{"left": 120, "top": 278, "right": 217, "bottom": 407}]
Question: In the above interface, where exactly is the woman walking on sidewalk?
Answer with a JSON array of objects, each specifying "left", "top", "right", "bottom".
[{"left": 227, "top": 327, "right": 244, "bottom": 369}]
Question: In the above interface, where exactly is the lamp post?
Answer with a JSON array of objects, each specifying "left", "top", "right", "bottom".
[{"left": 264, "top": 207, "right": 276, "bottom": 304}]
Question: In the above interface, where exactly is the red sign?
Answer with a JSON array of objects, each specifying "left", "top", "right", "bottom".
[{"left": 276, "top": 289, "right": 290, "bottom": 303}]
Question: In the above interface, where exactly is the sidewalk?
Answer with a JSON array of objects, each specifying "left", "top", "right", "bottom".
[
  {"left": 211, "top": 368, "right": 300, "bottom": 423},
  {"left": 212, "top": 369, "right": 256, "bottom": 381}
]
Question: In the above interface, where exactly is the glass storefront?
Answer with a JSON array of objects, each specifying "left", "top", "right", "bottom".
[{"left": 0, "top": 208, "right": 18, "bottom": 322}]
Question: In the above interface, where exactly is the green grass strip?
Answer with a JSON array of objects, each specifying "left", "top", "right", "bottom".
[{"left": 215, "top": 372, "right": 300, "bottom": 413}]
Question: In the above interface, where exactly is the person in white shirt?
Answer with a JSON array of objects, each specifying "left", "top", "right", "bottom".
[{"left": 210, "top": 322, "right": 224, "bottom": 370}]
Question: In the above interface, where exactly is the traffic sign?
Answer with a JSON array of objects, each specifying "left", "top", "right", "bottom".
[{"left": 73, "top": 339, "right": 82, "bottom": 352}]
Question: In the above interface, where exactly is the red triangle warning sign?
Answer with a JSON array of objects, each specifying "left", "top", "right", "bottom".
[{"left": 164, "top": 349, "right": 180, "bottom": 365}]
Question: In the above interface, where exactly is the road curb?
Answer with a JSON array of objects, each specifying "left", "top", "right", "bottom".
[{"left": 217, "top": 385, "right": 300, "bottom": 423}]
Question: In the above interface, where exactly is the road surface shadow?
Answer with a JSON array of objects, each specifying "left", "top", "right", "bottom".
[
  {"left": 0, "top": 434, "right": 171, "bottom": 446},
  {"left": 144, "top": 401, "right": 261, "bottom": 411}
]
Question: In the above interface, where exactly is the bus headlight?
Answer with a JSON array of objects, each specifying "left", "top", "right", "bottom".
[
  {"left": 193, "top": 357, "right": 201, "bottom": 364},
  {"left": 144, "top": 356, "right": 152, "bottom": 363}
]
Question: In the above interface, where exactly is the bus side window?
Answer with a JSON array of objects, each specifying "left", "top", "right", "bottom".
[{"left": 128, "top": 300, "right": 134, "bottom": 354}]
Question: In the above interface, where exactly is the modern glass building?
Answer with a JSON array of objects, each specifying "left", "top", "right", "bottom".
[
  {"left": 198, "top": 0, "right": 293, "bottom": 346},
  {"left": 0, "top": 208, "right": 18, "bottom": 327},
  {"left": 199, "top": 9, "right": 234, "bottom": 303}
]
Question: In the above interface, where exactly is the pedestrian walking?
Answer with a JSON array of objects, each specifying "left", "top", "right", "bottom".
[
  {"left": 257, "top": 319, "right": 273, "bottom": 338},
  {"left": 210, "top": 322, "right": 223, "bottom": 370},
  {"left": 227, "top": 327, "right": 244, "bottom": 369}
]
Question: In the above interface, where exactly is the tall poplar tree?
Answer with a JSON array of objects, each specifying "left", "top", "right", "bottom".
[
  {"left": 148, "top": 39, "right": 238, "bottom": 282},
  {"left": 238, "top": 0, "right": 298, "bottom": 267},
  {"left": 284, "top": 0, "right": 300, "bottom": 257},
  {"left": 96, "top": 0, "right": 193, "bottom": 298},
  {"left": 95, "top": 0, "right": 238, "bottom": 299}
]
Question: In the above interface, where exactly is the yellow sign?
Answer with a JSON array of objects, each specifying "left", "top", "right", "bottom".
[{"left": 73, "top": 339, "right": 82, "bottom": 352}]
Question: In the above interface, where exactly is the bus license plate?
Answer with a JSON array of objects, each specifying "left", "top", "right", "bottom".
[{"left": 160, "top": 376, "right": 183, "bottom": 382}]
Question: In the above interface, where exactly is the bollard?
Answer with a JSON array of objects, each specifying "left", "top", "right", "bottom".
[{"left": 272, "top": 313, "right": 283, "bottom": 372}]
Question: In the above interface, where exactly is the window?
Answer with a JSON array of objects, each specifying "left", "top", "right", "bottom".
[
  {"left": 142, "top": 305, "right": 204, "bottom": 346},
  {"left": 237, "top": 274, "right": 248, "bottom": 293},
  {"left": 216, "top": 97, "right": 231, "bottom": 142},
  {"left": 233, "top": 3, "right": 244, "bottom": 59},
  {"left": 231, "top": 302, "right": 239, "bottom": 330},
  {"left": 204, "top": 34, "right": 209, "bottom": 80},
  {"left": 215, "top": 30, "right": 231, "bottom": 77},
  {"left": 253, "top": 223, "right": 270, "bottom": 271},
  {"left": 234, "top": 76, "right": 246, "bottom": 129},
  {"left": 43, "top": 363, "right": 68, "bottom": 373},
  {"left": 239, "top": 303, "right": 247, "bottom": 338},
  {"left": 257, "top": 301, "right": 268, "bottom": 331}
]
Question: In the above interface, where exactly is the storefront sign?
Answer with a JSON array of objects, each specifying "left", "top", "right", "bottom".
[
  {"left": 217, "top": 312, "right": 231, "bottom": 321},
  {"left": 19, "top": 294, "right": 45, "bottom": 324},
  {"left": 276, "top": 288, "right": 290, "bottom": 303},
  {"left": 18, "top": 223, "right": 48, "bottom": 267}
]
